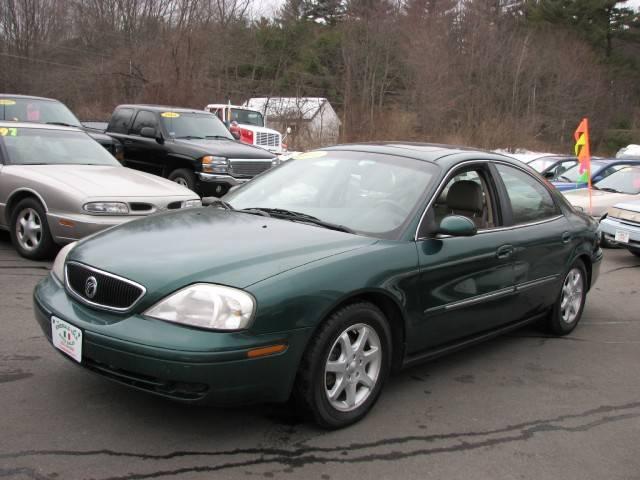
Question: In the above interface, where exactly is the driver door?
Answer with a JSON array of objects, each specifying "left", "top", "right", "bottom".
[{"left": 409, "top": 163, "right": 519, "bottom": 354}]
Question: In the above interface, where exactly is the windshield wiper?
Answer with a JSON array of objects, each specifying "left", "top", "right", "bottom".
[
  {"left": 175, "top": 135, "right": 205, "bottom": 140},
  {"left": 243, "top": 208, "right": 355, "bottom": 234},
  {"left": 205, "top": 135, "right": 232, "bottom": 140},
  {"left": 558, "top": 175, "right": 573, "bottom": 182},
  {"left": 596, "top": 187, "right": 620, "bottom": 193}
]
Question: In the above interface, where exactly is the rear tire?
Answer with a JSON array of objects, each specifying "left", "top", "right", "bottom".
[
  {"left": 10, "top": 198, "right": 56, "bottom": 260},
  {"left": 547, "top": 259, "right": 588, "bottom": 336},
  {"left": 294, "top": 302, "right": 392, "bottom": 429},
  {"left": 168, "top": 169, "right": 197, "bottom": 191}
]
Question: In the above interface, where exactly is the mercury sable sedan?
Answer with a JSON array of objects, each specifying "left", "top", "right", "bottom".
[
  {"left": 34, "top": 144, "right": 602, "bottom": 428},
  {"left": 0, "top": 123, "right": 201, "bottom": 259}
]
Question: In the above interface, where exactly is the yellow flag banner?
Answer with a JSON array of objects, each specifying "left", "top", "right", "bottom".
[{"left": 573, "top": 117, "right": 592, "bottom": 213}]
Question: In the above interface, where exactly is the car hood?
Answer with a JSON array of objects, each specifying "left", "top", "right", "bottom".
[
  {"left": 69, "top": 208, "right": 376, "bottom": 299},
  {"left": 563, "top": 188, "right": 639, "bottom": 217},
  {"left": 172, "top": 138, "right": 275, "bottom": 159},
  {"left": 11, "top": 165, "right": 195, "bottom": 198}
]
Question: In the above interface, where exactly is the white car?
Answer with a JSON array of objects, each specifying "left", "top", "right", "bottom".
[
  {"left": 0, "top": 123, "right": 200, "bottom": 259},
  {"left": 562, "top": 165, "right": 640, "bottom": 218},
  {"left": 599, "top": 201, "right": 640, "bottom": 257}
]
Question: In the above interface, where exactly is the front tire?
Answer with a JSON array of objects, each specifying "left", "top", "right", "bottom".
[
  {"left": 168, "top": 169, "right": 197, "bottom": 191},
  {"left": 10, "top": 198, "right": 56, "bottom": 260},
  {"left": 547, "top": 259, "right": 588, "bottom": 335},
  {"left": 294, "top": 302, "right": 392, "bottom": 429}
]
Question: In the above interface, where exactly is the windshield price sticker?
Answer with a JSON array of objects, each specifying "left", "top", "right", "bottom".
[
  {"left": 293, "top": 151, "right": 327, "bottom": 160},
  {"left": 0, "top": 127, "right": 17, "bottom": 136},
  {"left": 161, "top": 112, "right": 180, "bottom": 118},
  {"left": 0, "top": 99, "right": 16, "bottom": 106}
]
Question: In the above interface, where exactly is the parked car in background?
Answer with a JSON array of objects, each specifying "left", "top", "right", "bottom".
[
  {"left": 105, "top": 105, "right": 277, "bottom": 197},
  {"left": 599, "top": 201, "right": 640, "bottom": 256},
  {"left": 562, "top": 165, "right": 640, "bottom": 218},
  {"left": 0, "top": 94, "right": 122, "bottom": 160},
  {"left": 205, "top": 103, "right": 289, "bottom": 156},
  {"left": 0, "top": 123, "right": 200, "bottom": 259},
  {"left": 527, "top": 155, "right": 578, "bottom": 179},
  {"left": 551, "top": 159, "right": 640, "bottom": 191},
  {"left": 35, "top": 144, "right": 601, "bottom": 428}
]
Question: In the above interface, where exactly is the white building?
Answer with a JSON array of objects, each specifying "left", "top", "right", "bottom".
[{"left": 245, "top": 97, "right": 341, "bottom": 149}]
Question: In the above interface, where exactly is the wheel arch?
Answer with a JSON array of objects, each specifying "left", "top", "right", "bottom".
[
  {"left": 575, "top": 253, "right": 593, "bottom": 290},
  {"left": 5, "top": 189, "right": 48, "bottom": 224},
  {"left": 163, "top": 155, "right": 198, "bottom": 178},
  {"left": 310, "top": 289, "right": 407, "bottom": 373}
]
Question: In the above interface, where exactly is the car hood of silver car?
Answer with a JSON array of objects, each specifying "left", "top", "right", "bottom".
[{"left": 6, "top": 165, "right": 193, "bottom": 197}]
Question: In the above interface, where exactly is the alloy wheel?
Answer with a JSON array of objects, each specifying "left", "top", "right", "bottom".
[
  {"left": 560, "top": 267, "right": 584, "bottom": 324},
  {"left": 324, "top": 323, "right": 382, "bottom": 412},
  {"left": 15, "top": 208, "right": 42, "bottom": 252}
]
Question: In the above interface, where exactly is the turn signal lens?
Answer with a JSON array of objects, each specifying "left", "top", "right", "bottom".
[{"left": 247, "top": 344, "right": 287, "bottom": 358}]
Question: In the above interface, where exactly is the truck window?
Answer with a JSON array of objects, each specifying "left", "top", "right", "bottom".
[
  {"left": 130, "top": 111, "right": 158, "bottom": 136},
  {"left": 109, "top": 108, "right": 134, "bottom": 134}
]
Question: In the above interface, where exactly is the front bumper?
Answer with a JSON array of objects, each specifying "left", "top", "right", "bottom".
[
  {"left": 47, "top": 212, "right": 134, "bottom": 245},
  {"left": 33, "top": 275, "right": 311, "bottom": 405},
  {"left": 197, "top": 173, "right": 251, "bottom": 186},
  {"left": 599, "top": 217, "right": 640, "bottom": 251}
]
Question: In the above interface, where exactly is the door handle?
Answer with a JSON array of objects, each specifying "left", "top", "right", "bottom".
[
  {"left": 561, "top": 232, "right": 572, "bottom": 244},
  {"left": 496, "top": 245, "right": 514, "bottom": 259}
]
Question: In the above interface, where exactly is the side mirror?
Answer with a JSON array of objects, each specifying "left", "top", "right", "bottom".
[
  {"left": 543, "top": 171, "right": 555, "bottom": 179},
  {"left": 438, "top": 215, "right": 477, "bottom": 237},
  {"left": 140, "top": 127, "right": 156, "bottom": 139}
]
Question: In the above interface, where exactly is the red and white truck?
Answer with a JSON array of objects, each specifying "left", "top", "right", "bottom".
[{"left": 205, "top": 103, "right": 289, "bottom": 157}]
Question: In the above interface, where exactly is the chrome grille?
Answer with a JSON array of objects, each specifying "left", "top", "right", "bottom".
[
  {"left": 229, "top": 160, "right": 272, "bottom": 177},
  {"left": 255, "top": 132, "right": 280, "bottom": 147},
  {"left": 65, "top": 262, "right": 146, "bottom": 312}
]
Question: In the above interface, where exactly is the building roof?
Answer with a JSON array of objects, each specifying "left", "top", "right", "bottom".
[{"left": 244, "top": 97, "right": 331, "bottom": 121}]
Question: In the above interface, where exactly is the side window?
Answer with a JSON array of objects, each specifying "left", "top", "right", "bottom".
[
  {"left": 496, "top": 164, "right": 558, "bottom": 225},
  {"left": 433, "top": 167, "right": 497, "bottom": 230},
  {"left": 108, "top": 108, "right": 134, "bottom": 134},
  {"left": 129, "top": 111, "right": 158, "bottom": 136}
]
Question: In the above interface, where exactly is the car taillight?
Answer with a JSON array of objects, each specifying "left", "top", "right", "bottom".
[{"left": 240, "top": 128, "right": 254, "bottom": 144}]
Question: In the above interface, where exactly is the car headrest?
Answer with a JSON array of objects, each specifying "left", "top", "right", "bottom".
[{"left": 446, "top": 180, "right": 483, "bottom": 214}]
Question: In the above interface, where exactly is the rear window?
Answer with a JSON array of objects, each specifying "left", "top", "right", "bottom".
[{"left": 108, "top": 108, "right": 134, "bottom": 134}]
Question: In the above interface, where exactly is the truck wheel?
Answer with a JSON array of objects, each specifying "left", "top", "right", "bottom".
[
  {"left": 10, "top": 198, "right": 56, "bottom": 260},
  {"left": 168, "top": 169, "right": 196, "bottom": 191},
  {"left": 294, "top": 302, "right": 392, "bottom": 429}
]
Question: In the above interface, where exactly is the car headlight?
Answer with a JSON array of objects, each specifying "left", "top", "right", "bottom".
[
  {"left": 607, "top": 207, "right": 622, "bottom": 219},
  {"left": 144, "top": 284, "right": 256, "bottom": 330},
  {"left": 52, "top": 242, "right": 77, "bottom": 283},
  {"left": 182, "top": 199, "right": 202, "bottom": 208},
  {"left": 83, "top": 202, "right": 129, "bottom": 215},
  {"left": 202, "top": 156, "right": 228, "bottom": 174}
]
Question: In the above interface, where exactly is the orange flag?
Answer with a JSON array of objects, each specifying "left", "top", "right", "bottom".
[{"left": 573, "top": 118, "right": 592, "bottom": 213}]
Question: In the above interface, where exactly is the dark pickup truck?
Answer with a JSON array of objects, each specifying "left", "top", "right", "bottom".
[
  {"left": 0, "top": 94, "right": 122, "bottom": 159},
  {"left": 104, "top": 104, "right": 277, "bottom": 196}
]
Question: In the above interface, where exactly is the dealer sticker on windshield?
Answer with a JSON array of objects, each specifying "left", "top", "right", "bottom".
[
  {"left": 51, "top": 317, "right": 82, "bottom": 363},
  {"left": 0, "top": 99, "right": 16, "bottom": 105},
  {"left": 615, "top": 230, "right": 630, "bottom": 244},
  {"left": 161, "top": 112, "right": 180, "bottom": 118},
  {"left": 0, "top": 127, "right": 17, "bottom": 136}
]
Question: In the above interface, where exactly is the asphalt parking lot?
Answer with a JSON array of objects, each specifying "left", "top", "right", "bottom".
[{"left": 0, "top": 230, "right": 639, "bottom": 480}]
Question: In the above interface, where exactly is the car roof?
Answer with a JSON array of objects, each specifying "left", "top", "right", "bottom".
[
  {"left": 0, "top": 93, "right": 60, "bottom": 103},
  {"left": 0, "top": 121, "right": 81, "bottom": 132},
  {"left": 116, "top": 104, "right": 212, "bottom": 115},
  {"left": 322, "top": 142, "right": 514, "bottom": 164},
  {"left": 206, "top": 104, "right": 257, "bottom": 110}
]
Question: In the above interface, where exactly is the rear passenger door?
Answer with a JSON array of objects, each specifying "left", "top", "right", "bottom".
[
  {"left": 493, "top": 163, "right": 572, "bottom": 320},
  {"left": 124, "top": 110, "right": 166, "bottom": 175}
]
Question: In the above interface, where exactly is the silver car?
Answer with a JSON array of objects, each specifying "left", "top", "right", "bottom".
[{"left": 0, "top": 122, "right": 201, "bottom": 259}]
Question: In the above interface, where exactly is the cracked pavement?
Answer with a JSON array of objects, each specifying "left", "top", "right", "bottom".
[{"left": 0, "top": 230, "right": 639, "bottom": 480}]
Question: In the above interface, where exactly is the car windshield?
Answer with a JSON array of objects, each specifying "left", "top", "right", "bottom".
[
  {"left": 528, "top": 158, "right": 558, "bottom": 172},
  {"left": 225, "top": 151, "right": 438, "bottom": 238},
  {"left": 0, "top": 97, "right": 81, "bottom": 127},
  {"left": 556, "top": 161, "right": 606, "bottom": 182},
  {"left": 0, "top": 127, "right": 120, "bottom": 166},
  {"left": 160, "top": 112, "right": 234, "bottom": 140},
  {"left": 594, "top": 166, "right": 640, "bottom": 194},
  {"left": 231, "top": 108, "right": 264, "bottom": 127}
]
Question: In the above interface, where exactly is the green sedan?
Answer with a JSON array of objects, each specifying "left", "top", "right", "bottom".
[{"left": 34, "top": 144, "right": 602, "bottom": 428}]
